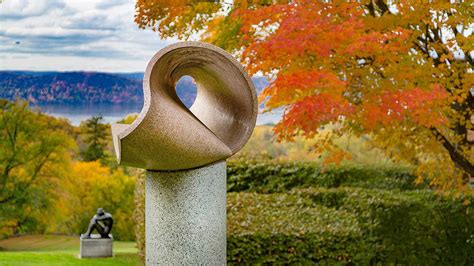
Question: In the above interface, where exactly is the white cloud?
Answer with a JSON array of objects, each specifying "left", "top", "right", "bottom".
[
  {"left": 0, "top": 0, "right": 62, "bottom": 18},
  {"left": 0, "top": 0, "right": 177, "bottom": 72},
  {"left": 0, "top": 52, "right": 152, "bottom": 72},
  {"left": 1, "top": 27, "right": 112, "bottom": 38}
]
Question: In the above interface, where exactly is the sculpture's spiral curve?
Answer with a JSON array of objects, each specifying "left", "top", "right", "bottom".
[{"left": 111, "top": 42, "right": 258, "bottom": 171}]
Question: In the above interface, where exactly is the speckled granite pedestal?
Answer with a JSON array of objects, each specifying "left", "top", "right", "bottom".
[{"left": 145, "top": 161, "right": 226, "bottom": 265}]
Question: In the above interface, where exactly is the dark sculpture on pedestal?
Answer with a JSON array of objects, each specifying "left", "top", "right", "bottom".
[{"left": 81, "top": 208, "right": 113, "bottom": 239}]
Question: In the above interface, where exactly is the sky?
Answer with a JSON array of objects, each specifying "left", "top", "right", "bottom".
[{"left": 0, "top": 0, "right": 177, "bottom": 72}]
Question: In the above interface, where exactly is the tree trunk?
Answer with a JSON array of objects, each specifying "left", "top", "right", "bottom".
[{"left": 430, "top": 127, "right": 474, "bottom": 180}]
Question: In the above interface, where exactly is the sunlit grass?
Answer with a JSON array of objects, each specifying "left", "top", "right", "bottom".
[{"left": 0, "top": 235, "right": 141, "bottom": 266}]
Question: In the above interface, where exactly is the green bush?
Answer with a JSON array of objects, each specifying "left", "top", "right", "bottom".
[
  {"left": 291, "top": 187, "right": 474, "bottom": 265},
  {"left": 227, "top": 160, "right": 421, "bottom": 193},
  {"left": 227, "top": 192, "right": 370, "bottom": 264},
  {"left": 227, "top": 189, "right": 474, "bottom": 264}
]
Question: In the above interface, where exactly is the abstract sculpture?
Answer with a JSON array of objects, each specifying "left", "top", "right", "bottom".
[
  {"left": 111, "top": 42, "right": 257, "bottom": 265},
  {"left": 111, "top": 42, "right": 257, "bottom": 171}
]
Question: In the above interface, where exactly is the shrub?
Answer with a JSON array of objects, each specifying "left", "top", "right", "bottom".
[
  {"left": 227, "top": 160, "right": 421, "bottom": 193},
  {"left": 227, "top": 192, "right": 370, "bottom": 264},
  {"left": 291, "top": 187, "right": 474, "bottom": 265},
  {"left": 228, "top": 190, "right": 474, "bottom": 264}
]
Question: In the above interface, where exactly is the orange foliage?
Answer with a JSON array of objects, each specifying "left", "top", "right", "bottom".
[{"left": 135, "top": 0, "right": 473, "bottom": 191}]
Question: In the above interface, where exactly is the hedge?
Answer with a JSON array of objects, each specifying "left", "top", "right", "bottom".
[
  {"left": 228, "top": 189, "right": 474, "bottom": 264},
  {"left": 227, "top": 160, "right": 422, "bottom": 193},
  {"left": 290, "top": 187, "right": 474, "bottom": 265},
  {"left": 227, "top": 192, "right": 368, "bottom": 264}
]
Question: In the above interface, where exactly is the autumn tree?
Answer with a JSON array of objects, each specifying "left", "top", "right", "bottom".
[
  {"left": 0, "top": 100, "right": 74, "bottom": 236},
  {"left": 135, "top": 0, "right": 473, "bottom": 191},
  {"left": 80, "top": 116, "right": 110, "bottom": 163},
  {"left": 53, "top": 161, "right": 136, "bottom": 240}
]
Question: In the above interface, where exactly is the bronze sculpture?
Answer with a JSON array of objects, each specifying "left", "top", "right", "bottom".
[
  {"left": 111, "top": 42, "right": 257, "bottom": 171},
  {"left": 81, "top": 208, "right": 113, "bottom": 239}
]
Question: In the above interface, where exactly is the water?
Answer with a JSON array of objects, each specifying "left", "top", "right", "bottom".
[
  {"left": 33, "top": 103, "right": 142, "bottom": 125},
  {"left": 34, "top": 103, "right": 283, "bottom": 126}
]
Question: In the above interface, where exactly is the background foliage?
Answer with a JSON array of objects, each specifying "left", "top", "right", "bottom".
[
  {"left": 53, "top": 161, "right": 136, "bottom": 241},
  {"left": 0, "top": 101, "right": 136, "bottom": 240},
  {"left": 0, "top": 100, "right": 74, "bottom": 237}
]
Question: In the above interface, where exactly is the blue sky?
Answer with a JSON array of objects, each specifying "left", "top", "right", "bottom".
[{"left": 0, "top": 0, "right": 177, "bottom": 72}]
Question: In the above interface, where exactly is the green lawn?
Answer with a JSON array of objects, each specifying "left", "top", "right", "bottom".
[{"left": 0, "top": 235, "right": 142, "bottom": 266}]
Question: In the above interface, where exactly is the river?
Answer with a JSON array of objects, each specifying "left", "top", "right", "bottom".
[{"left": 33, "top": 103, "right": 282, "bottom": 126}]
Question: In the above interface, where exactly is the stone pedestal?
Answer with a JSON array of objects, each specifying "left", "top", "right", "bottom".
[
  {"left": 146, "top": 161, "right": 226, "bottom": 265},
  {"left": 80, "top": 234, "right": 113, "bottom": 258}
]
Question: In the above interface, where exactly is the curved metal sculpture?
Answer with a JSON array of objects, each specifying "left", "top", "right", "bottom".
[{"left": 111, "top": 42, "right": 257, "bottom": 171}]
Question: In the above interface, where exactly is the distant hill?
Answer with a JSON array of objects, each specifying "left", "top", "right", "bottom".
[
  {"left": 114, "top": 72, "right": 144, "bottom": 81},
  {"left": 0, "top": 71, "right": 268, "bottom": 107},
  {"left": 0, "top": 71, "right": 142, "bottom": 105}
]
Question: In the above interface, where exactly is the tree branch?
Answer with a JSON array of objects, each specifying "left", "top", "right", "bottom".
[
  {"left": 375, "top": 0, "right": 390, "bottom": 15},
  {"left": 0, "top": 195, "right": 14, "bottom": 204},
  {"left": 430, "top": 127, "right": 474, "bottom": 178}
]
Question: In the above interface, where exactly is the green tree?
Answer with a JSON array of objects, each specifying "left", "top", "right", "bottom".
[
  {"left": 53, "top": 161, "right": 136, "bottom": 240},
  {"left": 80, "top": 116, "right": 110, "bottom": 163},
  {"left": 0, "top": 100, "right": 74, "bottom": 237}
]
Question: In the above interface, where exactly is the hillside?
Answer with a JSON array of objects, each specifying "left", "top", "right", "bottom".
[
  {"left": 0, "top": 71, "right": 268, "bottom": 107},
  {"left": 0, "top": 71, "right": 142, "bottom": 105}
]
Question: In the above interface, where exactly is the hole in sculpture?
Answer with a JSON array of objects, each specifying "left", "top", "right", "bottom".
[{"left": 175, "top": 75, "right": 197, "bottom": 109}]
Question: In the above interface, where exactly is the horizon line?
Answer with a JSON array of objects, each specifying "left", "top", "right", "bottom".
[{"left": 0, "top": 69, "right": 145, "bottom": 74}]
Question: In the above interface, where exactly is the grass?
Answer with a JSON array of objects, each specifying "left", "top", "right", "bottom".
[{"left": 0, "top": 235, "right": 142, "bottom": 266}]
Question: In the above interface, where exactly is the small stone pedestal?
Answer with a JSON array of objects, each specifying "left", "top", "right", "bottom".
[
  {"left": 146, "top": 161, "right": 226, "bottom": 265},
  {"left": 80, "top": 234, "right": 113, "bottom": 258}
]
